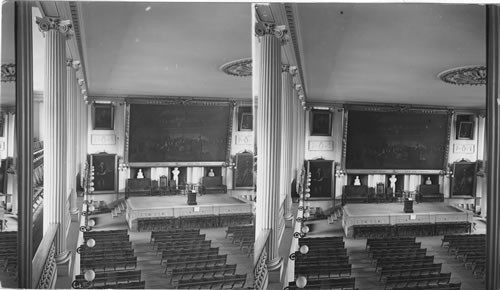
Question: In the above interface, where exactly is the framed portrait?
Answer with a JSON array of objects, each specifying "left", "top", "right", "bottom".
[
  {"left": 237, "top": 106, "right": 253, "bottom": 131},
  {"left": 458, "top": 121, "right": 474, "bottom": 140},
  {"left": 451, "top": 161, "right": 477, "bottom": 197},
  {"left": 311, "top": 109, "right": 332, "bottom": 136},
  {"left": 234, "top": 151, "right": 254, "bottom": 188},
  {"left": 239, "top": 113, "right": 253, "bottom": 131},
  {"left": 92, "top": 103, "right": 114, "bottom": 130},
  {"left": 89, "top": 153, "right": 118, "bottom": 193},
  {"left": 305, "top": 159, "right": 334, "bottom": 199}
]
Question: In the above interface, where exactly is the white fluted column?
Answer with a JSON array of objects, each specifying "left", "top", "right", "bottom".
[
  {"left": 67, "top": 60, "right": 79, "bottom": 215},
  {"left": 37, "top": 16, "right": 72, "bottom": 264},
  {"left": 281, "top": 65, "right": 294, "bottom": 220},
  {"left": 255, "top": 26, "right": 284, "bottom": 271}
]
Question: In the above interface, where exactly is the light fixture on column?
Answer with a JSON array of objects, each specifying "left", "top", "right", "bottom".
[
  {"left": 295, "top": 275, "right": 307, "bottom": 288},
  {"left": 72, "top": 268, "right": 95, "bottom": 289}
]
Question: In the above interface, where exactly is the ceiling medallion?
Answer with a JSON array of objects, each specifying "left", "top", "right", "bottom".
[
  {"left": 438, "top": 65, "right": 486, "bottom": 86},
  {"left": 220, "top": 58, "right": 252, "bottom": 77},
  {"left": 1, "top": 63, "right": 16, "bottom": 82}
]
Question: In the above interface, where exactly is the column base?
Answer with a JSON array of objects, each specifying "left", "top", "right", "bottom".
[
  {"left": 267, "top": 256, "right": 283, "bottom": 271},
  {"left": 70, "top": 210, "right": 80, "bottom": 222},
  {"left": 55, "top": 251, "right": 72, "bottom": 277},
  {"left": 267, "top": 257, "right": 283, "bottom": 284},
  {"left": 284, "top": 213, "right": 294, "bottom": 221}
]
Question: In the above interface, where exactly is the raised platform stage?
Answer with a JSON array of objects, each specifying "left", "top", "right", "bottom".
[
  {"left": 342, "top": 202, "right": 473, "bottom": 238},
  {"left": 125, "top": 194, "right": 253, "bottom": 231}
]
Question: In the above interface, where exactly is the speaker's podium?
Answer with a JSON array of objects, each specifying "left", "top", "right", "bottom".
[{"left": 404, "top": 198, "right": 414, "bottom": 213}]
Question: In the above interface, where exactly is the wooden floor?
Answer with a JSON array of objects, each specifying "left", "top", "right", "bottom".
[{"left": 270, "top": 203, "right": 486, "bottom": 290}]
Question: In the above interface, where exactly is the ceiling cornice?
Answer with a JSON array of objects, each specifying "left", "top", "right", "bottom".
[
  {"left": 258, "top": 4, "right": 307, "bottom": 101},
  {"left": 283, "top": 3, "right": 307, "bottom": 100},
  {"left": 36, "top": 1, "right": 89, "bottom": 99}
]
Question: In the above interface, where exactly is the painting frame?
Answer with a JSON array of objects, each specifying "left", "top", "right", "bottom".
[
  {"left": 89, "top": 153, "right": 118, "bottom": 194},
  {"left": 239, "top": 113, "right": 253, "bottom": 131},
  {"left": 457, "top": 121, "right": 474, "bottom": 140},
  {"left": 92, "top": 103, "right": 114, "bottom": 130},
  {"left": 451, "top": 161, "right": 477, "bottom": 197},
  {"left": 305, "top": 159, "right": 334, "bottom": 199},
  {"left": 234, "top": 151, "right": 254, "bottom": 189},
  {"left": 311, "top": 109, "right": 332, "bottom": 136}
]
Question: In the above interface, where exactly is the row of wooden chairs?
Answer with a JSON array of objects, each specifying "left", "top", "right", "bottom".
[
  {"left": 150, "top": 228, "right": 201, "bottom": 243},
  {"left": 150, "top": 227, "right": 245, "bottom": 289},
  {"left": 175, "top": 273, "right": 247, "bottom": 289},
  {"left": 224, "top": 224, "right": 255, "bottom": 256},
  {"left": 293, "top": 236, "right": 355, "bottom": 288},
  {"left": 285, "top": 277, "right": 357, "bottom": 290},
  {"left": 353, "top": 222, "right": 472, "bottom": 239},
  {"left": 440, "top": 234, "right": 485, "bottom": 247},
  {"left": 441, "top": 234, "right": 486, "bottom": 281},
  {"left": 73, "top": 269, "right": 142, "bottom": 288},
  {"left": 79, "top": 229, "right": 146, "bottom": 289},
  {"left": 391, "top": 283, "right": 461, "bottom": 290},
  {"left": 0, "top": 232, "right": 17, "bottom": 277},
  {"left": 365, "top": 237, "right": 461, "bottom": 290}
]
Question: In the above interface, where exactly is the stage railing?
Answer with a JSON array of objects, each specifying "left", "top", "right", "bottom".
[{"left": 254, "top": 229, "right": 270, "bottom": 290}]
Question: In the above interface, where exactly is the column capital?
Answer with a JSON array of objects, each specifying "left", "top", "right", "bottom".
[
  {"left": 255, "top": 22, "right": 288, "bottom": 39},
  {"left": 36, "top": 17, "right": 72, "bottom": 34},
  {"left": 281, "top": 64, "right": 290, "bottom": 73}
]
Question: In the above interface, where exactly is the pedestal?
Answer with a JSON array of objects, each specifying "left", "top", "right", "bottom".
[
  {"left": 187, "top": 191, "right": 197, "bottom": 205},
  {"left": 404, "top": 199, "right": 414, "bottom": 213}
]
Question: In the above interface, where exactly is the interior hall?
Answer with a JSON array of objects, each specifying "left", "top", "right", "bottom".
[{"left": 2, "top": 2, "right": 500, "bottom": 290}]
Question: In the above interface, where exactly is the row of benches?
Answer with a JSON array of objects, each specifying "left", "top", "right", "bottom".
[{"left": 353, "top": 222, "right": 471, "bottom": 239}]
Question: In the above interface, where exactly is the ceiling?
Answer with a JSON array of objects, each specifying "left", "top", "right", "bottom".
[
  {"left": 0, "top": 3, "right": 489, "bottom": 109},
  {"left": 79, "top": 2, "right": 251, "bottom": 99},
  {"left": 0, "top": 2, "right": 251, "bottom": 106},
  {"left": 293, "top": 3, "right": 486, "bottom": 109}
]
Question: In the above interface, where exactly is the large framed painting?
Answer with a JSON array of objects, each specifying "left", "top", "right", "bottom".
[
  {"left": 311, "top": 109, "right": 332, "bottom": 136},
  {"left": 305, "top": 159, "right": 334, "bottom": 199},
  {"left": 451, "top": 161, "right": 477, "bottom": 197},
  {"left": 92, "top": 103, "right": 114, "bottom": 130},
  {"left": 125, "top": 98, "right": 233, "bottom": 166},
  {"left": 345, "top": 105, "right": 451, "bottom": 171},
  {"left": 234, "top": 151, "right": 254, "bottom": 189},
  {"left": 89, "top": 153, "right": 118, "bottom": 194}
]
